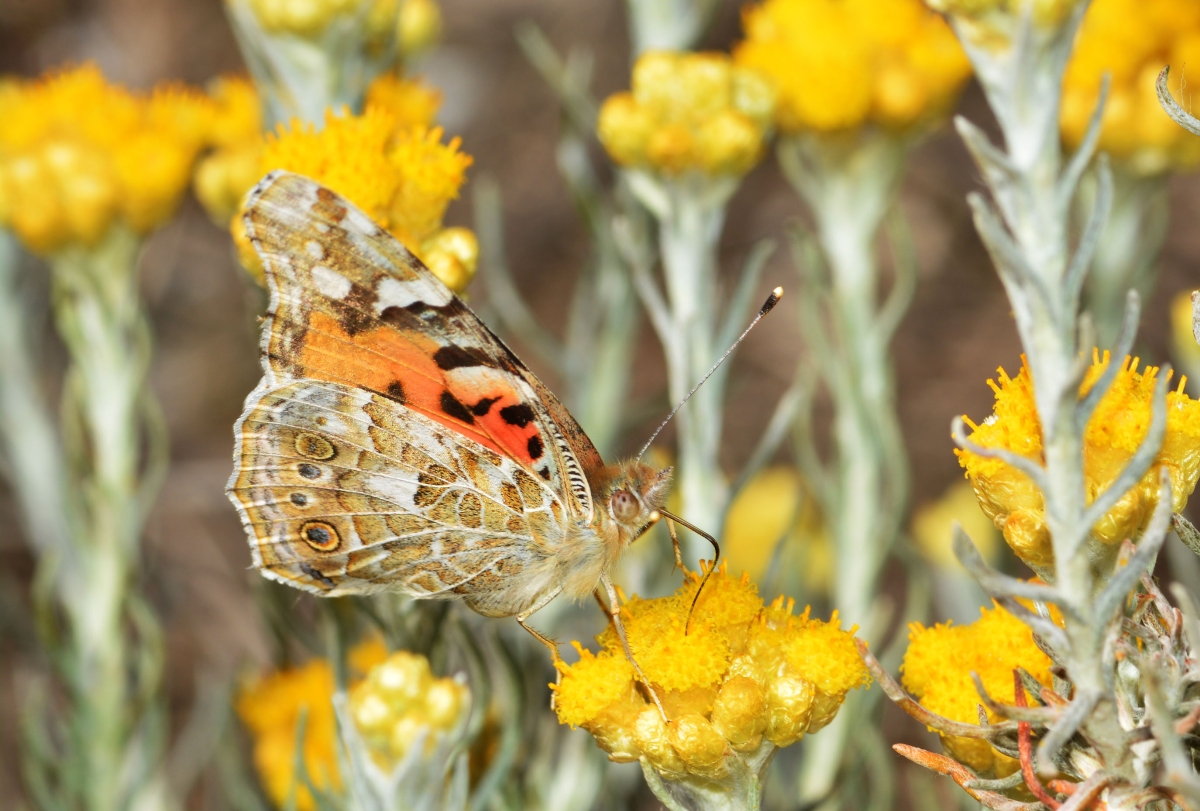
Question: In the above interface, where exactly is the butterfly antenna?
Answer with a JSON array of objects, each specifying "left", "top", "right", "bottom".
[
  {"left": 637, "top": 287, "right": 783, "bottom": 460},
  {"left": 661, "top": 508, "right": 720, "bottom": 635}
]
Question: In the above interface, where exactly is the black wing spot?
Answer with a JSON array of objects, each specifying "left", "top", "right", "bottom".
[
  {"left": 499, "top": 403, "right": 535, "bottom": 428},
  {"left": 538, "top": 466, "right": 551, "bottom": 481},
  {"left": 527, "top": 434, "right": 544, "bottom": 460},
  {"left": 300, "top": 562, "right": 337, "bottom": 589},
  {"left": 440, "top": 391, "right": 475, "bottom": 424},
  {"left": 298, "top": 463, "right": 322, "bottom": 479},
  {"left": 434, "top": 345, "right": 487, "bottom": 370},
  {"left": 472, "top": 396, "right": 500, "bottom": 416},
  {"left": 386, "top": 380, "right": 406, "bottom": 402},
  {"left": 290, "top": 492, "right": 309, "bottom": 507}
]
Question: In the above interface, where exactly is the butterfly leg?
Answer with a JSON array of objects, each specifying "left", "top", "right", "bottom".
[
  {"left": 666, "top": 517, "right": 685, "bottom": 571},
  {"left": 600, "top": 572, "right": 668, "bottom": 722},
  {"left": 516, "top": 584, "right": 566, "bottom": 678}
]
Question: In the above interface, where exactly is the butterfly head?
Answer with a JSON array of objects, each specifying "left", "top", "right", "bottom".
[{"left": 594, "top": 461, "right": 673, "bottom": 548}]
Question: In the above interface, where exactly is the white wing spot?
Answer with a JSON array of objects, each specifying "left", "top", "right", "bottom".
[
  {"left": 375, "top": 276, "right": 452, "bottom": 312},
  {"left": 311, "top": 265, "right": 352, "bottom": 300},
  {"left": 345, "top": 208, "right": 383, "bottom": 236},
  {"left": 305, "top": 240, "right": 326, "bottom": 260}
]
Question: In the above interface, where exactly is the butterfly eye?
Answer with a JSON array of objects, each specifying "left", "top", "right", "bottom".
[{"left": 611, "top": 489, "right": 640, "bottom": 523}]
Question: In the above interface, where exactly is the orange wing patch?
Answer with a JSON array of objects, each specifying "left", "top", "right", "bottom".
[{"left": 297, "top": 311, "right": 548, "bottom": 472}]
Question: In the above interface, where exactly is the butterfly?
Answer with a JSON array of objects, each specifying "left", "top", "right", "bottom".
[{"left": 227, "top": 171, "right": 675, "bottom": 689}]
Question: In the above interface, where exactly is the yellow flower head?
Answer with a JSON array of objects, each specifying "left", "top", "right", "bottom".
[
  {"left": 348, "top": 651, "right": 470, "bottom": 769},
  {"left": 194, "top": 72, "right": 442, "bottom": 225},
  {"left": 236, "top": 638, "right": 388, "bottom": 811},
  {"left": 0, "top": 64, "right": 214, "bottom": 253},
  {"left": 1061, "top": 0, "right": 1200, "bottom": 175},
  {"left": 225, "top": 88, "right": 475, "bottom": 292},
  {"left": 597, "top": 51, "right": 776, "bottom": 177},
  {"left": 902, "top": 602, "right": 1054, "bottom": 775},
  {"left": 733, "top": 0, "right": 971, "bottom": 135},
  {"left": 957, "top": 353, "right": 1200, "bottom": 568},
  {"left": 554, "top": 563, "right": 868, "bottom": 780}
]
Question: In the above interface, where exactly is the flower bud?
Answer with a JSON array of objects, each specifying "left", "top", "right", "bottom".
[
  {"left": 764, "top": 675, "right": 815, "bottom": 747},
  {"left": 669, "top": 713, "right": 729, "bottom": 779},
  {"left": 421, "top": 226, "right": 477, "bottom": 293},
  {"left": 711, "top": 677, "right": 767, "bottom": 750},
  {"left": 634, "top": 707, "right": 688, "bottom": 779}
]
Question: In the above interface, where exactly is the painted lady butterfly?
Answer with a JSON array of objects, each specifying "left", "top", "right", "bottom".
[{"left": 227, "top": 171, "right": 672, "bottom": 676}]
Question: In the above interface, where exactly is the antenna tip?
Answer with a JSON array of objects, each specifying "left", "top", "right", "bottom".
[{"left": 760, "top": 287, "right": 784, "bottom": 315}]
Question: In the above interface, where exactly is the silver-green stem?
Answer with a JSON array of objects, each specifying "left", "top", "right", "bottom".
[
  {"left": 0, "top": 234, "right": 74, "bottom": 562},
  {"left": 46, "top": 225, "right": 168, "bottom": 811},
  {"left": 225, "top": 0, "right": 398, "bottom": 128},
  {"left": 1079, "top": 167, "right": 1168, "bottom": 347},
  {"left": 777, "top": 132, "right": 911, "bottom": 802},
  {"left": 623, "top": 0, "right": 720, "bottom": 56},
  {"left": 949, "top": 4, "right": 1135, "bottom": 780},
  {"left": 627, "top": 171, "right": 739, "bottom": 547}
]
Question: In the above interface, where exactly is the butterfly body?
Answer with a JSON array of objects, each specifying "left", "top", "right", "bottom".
[{"left": 227, "top": 171, "right": 670, "bottom": 627}]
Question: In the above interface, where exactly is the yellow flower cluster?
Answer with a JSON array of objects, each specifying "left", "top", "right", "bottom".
[
  {"left": 902, "top": 603, "right": 1054, "bottom": 775},
  {"left": 193, "top": 72, "right": 441, "bottom": 223},
  {"left": 347, "top": 651, "right": 470, "bottom": 769},
  {"left": 597, "top": 51, "right": 776, "bottom": 177},
  {"left": 193, "top": 71, "right": 476, "bottom": 292},
  {"left": 553, "top": 564, "right": 868, "bottom": 780},
  {"left": 957, "top": 353, "right": 1200, "bottom": 568},
  {"left": 1061, "top": 0, "right": 1200, "bottom": 175},
  {"left": 733, "top": 0, "right": 971, "bottom": 134},
  {"left": 0, "top": 64, "right": 215, "bottom": 253},
  {"left": 923, "top": 0, "right": 1083, "bottom": 30},
  {"left": 237, "top": 639, "right": 388, "bottom": 811}
]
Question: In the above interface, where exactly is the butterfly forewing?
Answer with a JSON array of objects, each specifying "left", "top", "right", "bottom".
[{"left": 240, "top": 171, "right": 597, "bottom": 521}]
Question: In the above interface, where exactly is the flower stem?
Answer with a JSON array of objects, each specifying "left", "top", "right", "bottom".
[
  {"left": 21, "top": 224, "right": 170, "bottom": 811},
  {"left": 947, "top": 5, "right": 1138, "bottom": 781},
  {"left": 778, "top": 132, "right": 912, "bottom": 801},
  {"left": 628, "top": 172, "right": 740, "bottom": 548}
]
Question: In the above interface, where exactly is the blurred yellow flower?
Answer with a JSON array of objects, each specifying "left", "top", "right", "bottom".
[
  {"left": 238, "top": 639, "right": 460, "bottom": 810},
  {"left": 0, "top": 64, "right": 214, "bottom": 253},
  {"left": 238, "top": 639, "right": 386, "bottom": 811},
  {"left": 597, "top": 51, "right": 776, "bottom": 176},
  {"left": 733, "top": 0, "right": 971, "bottom": 134},
  {"left": 957, "top": 353, "right": 1200, "bottom": 568},
  {"left": 348, "top": 650, "right": 470, "bottom": 769},
  {"left": 911, "top": 480, "right": 1001, "bottom": 569},
  {"left": 399, "top": 0, "right": 443, "bottom": 58},
  {"left": 901, "top": 602, "right": 1054, "bottom": 775},
  {"left": 553, "top": 563, "right": 867, "bottom": 781},
  {"left": 722, "top": 466, "right": 831, "bottom": 593},
  {"left": 1061, "top": 0, "right": 1200, "bottom": 175}
]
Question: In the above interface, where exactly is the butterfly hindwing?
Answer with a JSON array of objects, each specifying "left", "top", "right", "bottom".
[
  {"left": 240, "top": 171, "right": 599, "bottom": 522},
  {"left": 230, "top": 378, "right": 568, "bottom": 611}
]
